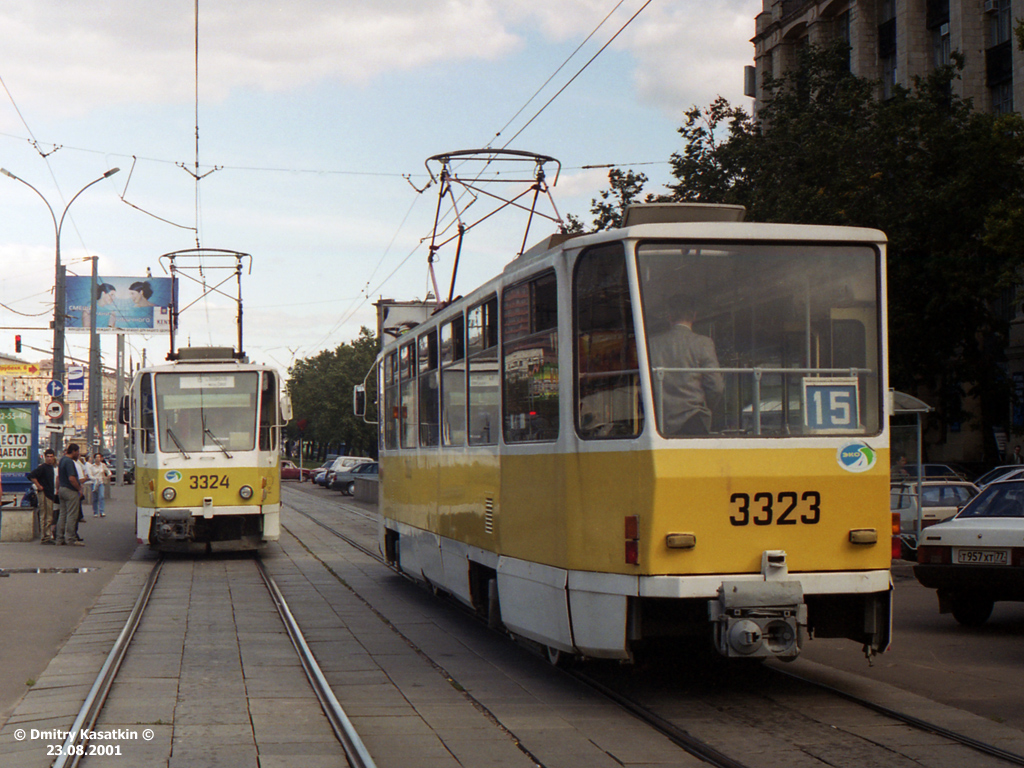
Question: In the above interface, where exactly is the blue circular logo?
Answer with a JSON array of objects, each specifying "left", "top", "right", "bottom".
[
  {"left": 837, "top": 442, "right": 877, "bottom": 473},
  {"left": 164, "top": 470, "right": 183, "bottom": 483}
]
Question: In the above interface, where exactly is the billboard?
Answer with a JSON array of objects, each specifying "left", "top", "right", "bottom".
[
  {"left": 65, "top": 275, "right": 175, "bottom": 333},
  {"left": 0, "top": 402, "right": 37, "bottom": 477}
]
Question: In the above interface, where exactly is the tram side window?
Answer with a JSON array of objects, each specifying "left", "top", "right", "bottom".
[
  {"left": 399, "top": 342, "right": 417, "bottom": 449},
  {"left": 503, "top": 271, "right": 559, "bottom": 443},
  {"left": 441, "top": 315, "right": 467, "bottom": 446},
  {"left": 140, "top": 373, "right": 155, "bottom": 454},
  {"left": 383, "top": 351, "right": 398, "bottom": 450},
  {"left": 468, "top": 296, "right": 499, "bottom": 445},
  {"left": 418, "top": 330, "right": 440, "bottom": 447},
  {"left": 259, "top": 371, "right": 278, "bottom": 451},
  {"left": 574, "top": 244, "right": 642, "bottom": 439}
]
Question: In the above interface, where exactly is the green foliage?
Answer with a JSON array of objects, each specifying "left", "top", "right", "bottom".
[
  {"left": 286, "top": 327, "right": 379, "bottom": 458},
  {"left": 576, "top": 42, "right": 1024, "bottom": 455},
  {"left": 575, "top": 168, "right": 653, "bottom": 232}
]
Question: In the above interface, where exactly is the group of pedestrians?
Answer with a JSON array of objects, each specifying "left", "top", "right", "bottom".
[{"left": 25, "top": 443, "right": 111, "bottom": 546}]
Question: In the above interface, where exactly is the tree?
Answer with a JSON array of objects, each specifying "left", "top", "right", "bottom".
[
  {"left": 576, "top": 42, "right": 1024, "bottom": 460},
  {"left": 286, "top": 327, "right": 379, "bottom": 460},
  {"left": 567, "top": 168, "right": 653, "bottom": 232}
]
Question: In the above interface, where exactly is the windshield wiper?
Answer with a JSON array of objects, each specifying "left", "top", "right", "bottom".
[
  {"left": 165, "top": 427, "right": 191, "bottom": 458},
  {"left": 204, "top": 427, "right": 232, "bottom": 458}
]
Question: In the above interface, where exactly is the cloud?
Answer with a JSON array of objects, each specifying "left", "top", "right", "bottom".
[{"left": 0, "top": 1, "right": 758, "bottom": 119}]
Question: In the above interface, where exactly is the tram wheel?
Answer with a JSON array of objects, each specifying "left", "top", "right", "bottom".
[{"left": 546, "top": 646, "right": 571, "bottom": 668}]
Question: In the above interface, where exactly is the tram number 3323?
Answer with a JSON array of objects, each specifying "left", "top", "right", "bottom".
[
  {"left": 189, "top": 474, "right": 229, "bottom": 490},
  {"left": 729, "top": 491, "right": 821, "bottom": 526}
]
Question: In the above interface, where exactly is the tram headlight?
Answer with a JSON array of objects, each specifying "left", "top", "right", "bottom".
[
  {"left": 239, "top": 485, "right": 254, "bottom": 500},
  {"left": 161, "top": 487, "right": 177, "bottom": 502}
]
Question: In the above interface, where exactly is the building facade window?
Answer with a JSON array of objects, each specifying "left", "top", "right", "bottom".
[
  {"left": 879, "top": 0, "right": 897, "bottom": 99},
  {"left": 988, "top": 0, "right": 1013, "bottom": 113}
]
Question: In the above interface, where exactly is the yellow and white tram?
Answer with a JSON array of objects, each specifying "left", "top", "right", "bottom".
[
  {"left": 369, "top": 202, "right": 892, "bottom": 661},
  {"left": 126, "top": 346, "right": 287, "bottom": 552}
]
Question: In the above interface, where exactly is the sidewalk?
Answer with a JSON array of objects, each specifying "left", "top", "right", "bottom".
[{"left": 0, "top": 488, "right": 139, "bottom": 728}]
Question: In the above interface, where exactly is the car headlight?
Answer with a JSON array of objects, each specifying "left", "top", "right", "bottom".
[
  {"left": 239, "top": 485, "right": 254, "bottom": 500},
  {"left": 161, "top": 487, "right": 177, "bottom": 502}
]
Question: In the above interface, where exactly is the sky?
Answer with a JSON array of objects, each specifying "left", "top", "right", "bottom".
[{"left": 0, "top": 0, "right": 759, "bottom": 379}]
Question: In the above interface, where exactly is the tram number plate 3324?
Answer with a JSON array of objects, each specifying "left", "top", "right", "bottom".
[
  {"left": 189, "top": 474, "right": 230, "bottom": 490},
  {"left": 729, "top": 492, "right": 821, "bottom": 526}
]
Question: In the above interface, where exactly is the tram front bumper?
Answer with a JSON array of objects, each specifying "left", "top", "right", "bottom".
[
  {"left": 708, "top": 580, "right": 807, "bottom": 658},
  {"left": 152, "top": 508, "right": 197, "bottom": 542}
]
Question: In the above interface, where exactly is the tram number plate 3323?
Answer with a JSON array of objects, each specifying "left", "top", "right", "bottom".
[{"left": 729, "top": 491, "right": 821, "bottom": 526}]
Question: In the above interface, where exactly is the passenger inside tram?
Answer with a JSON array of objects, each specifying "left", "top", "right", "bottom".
[{"left": 647, "top": 294, "right": 725, "bottom": 436}]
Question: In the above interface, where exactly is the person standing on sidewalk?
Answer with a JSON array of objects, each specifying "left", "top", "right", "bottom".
[
  {"left": 86, "top": 452, "right": 111, "bottom": 517},
  {"left": 56, "top": 443, "right": 85, "bottom": 546},
  {"left": 25, "top": 449, "right": 58, "bottom": 544}
]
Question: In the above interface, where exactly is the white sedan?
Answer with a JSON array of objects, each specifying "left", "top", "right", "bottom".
[{"left": 914, "top": 479, "right": 1024, "bottom": 626}]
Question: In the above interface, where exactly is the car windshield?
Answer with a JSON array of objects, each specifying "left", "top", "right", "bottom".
[{"left": 956, "top": 482, "right": 1024, "bottom": 519}]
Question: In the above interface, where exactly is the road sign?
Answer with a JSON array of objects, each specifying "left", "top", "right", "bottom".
[
  {"left": 68, "top": 366, "right": 85, "bottom": 391},
  {"left": 46, "top": 379, "right": 65, "bottom": 398},
  {"left": 45, "top": 400, "right": 64, "bottom": 420},
  {"left": 42, "top": 424, "right": 63, "bottom": 433}
]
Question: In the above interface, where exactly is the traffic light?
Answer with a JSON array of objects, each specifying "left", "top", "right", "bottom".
[{"left": 14, "top": 335, "right": 20, "bottom": 353}]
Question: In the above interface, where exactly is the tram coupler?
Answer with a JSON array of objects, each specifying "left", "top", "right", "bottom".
[
  {"left": 708, "top": 580, "right": 807, "bottom": 659},
  {"left": 151, "top": 508, "right": 195, "bottom": 543}
]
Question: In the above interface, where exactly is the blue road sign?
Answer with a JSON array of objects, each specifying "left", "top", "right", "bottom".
[{"left": 46, "top": 379, "right": 65, "bottom": 398}]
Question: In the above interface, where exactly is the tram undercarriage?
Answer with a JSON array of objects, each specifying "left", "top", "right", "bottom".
[
  {"left": 383, "top": 524, "right": 892, "bottom": 662},
  {"left": 146, "top": 509, "right": 271, "bottom": 552}
]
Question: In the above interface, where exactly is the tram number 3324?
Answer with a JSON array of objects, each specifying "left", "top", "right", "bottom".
[
  {"left": 189, "top": 474, "right": 229, "bottom": 490},
  {"left": 729, "top": 491, "right": 821, "bottom": 526}
]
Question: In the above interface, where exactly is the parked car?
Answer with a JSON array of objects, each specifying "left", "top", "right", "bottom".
[
  {"left": 279, "top": 460, "right": 312, "bottom": 481},
  {"left": 311, "top": 461, "right": 335, "bottom": 487},
  {"left": 914, "top": 477, "right": 1024, "bottom": 626},
  {"left": 974, "top": 465, "right": 1024, "bottom": 488},
  {"left": 897, "top": 463, "right": 971, "bottom": 481},
  {"left": 891, "top": 480, "right": 979, "bottom": 559},
  {"left": 330, "top": 461, "right": 379, "bottom": 495},
  {"left": 103, "top": 455, "right": 134, "bottom": 485},
  {"left": 324, "top": 456, "right": 374, "bottom": 489}
]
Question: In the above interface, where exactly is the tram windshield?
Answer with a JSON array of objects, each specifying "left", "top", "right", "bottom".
[
  {"left": 637, "top": 241, "right": 881, "bottom": 437},
  {"left": 154, "top": 372, "right": 259, "bottom": 453}
]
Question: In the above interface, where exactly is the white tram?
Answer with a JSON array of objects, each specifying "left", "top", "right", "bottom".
[
  {"left": 126, "top": 346, "right": 288, "bottom": 552},
  {"left": 365, "top": 200, "right": 893, "bottom": 662}
]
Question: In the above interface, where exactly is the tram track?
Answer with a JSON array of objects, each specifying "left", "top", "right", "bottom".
[
  {"left": 52, "top": 551, "right": 375, "bottom": 768},
  {"left": 283, "top": 486, "right": 1024, "bottom": 768}
]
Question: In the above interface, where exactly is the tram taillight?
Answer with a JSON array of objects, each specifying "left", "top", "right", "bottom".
[{"left": 625, "top": 515, "right": 639, "bottom": 565}]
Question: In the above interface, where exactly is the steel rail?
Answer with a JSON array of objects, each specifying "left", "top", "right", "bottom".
[
  {"left": 769, "top": 666, "right": 1024, "bottom": 766},
  {"left": 254, "top": 557, "right": 376, "bottom": 768},
  {"left": 53, "top": 558, "right": 163, "bottom": 768}
]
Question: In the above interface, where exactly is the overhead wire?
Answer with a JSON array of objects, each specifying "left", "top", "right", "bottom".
[{"left": 311, "top": 0, "right": 654, "bottom": 353}]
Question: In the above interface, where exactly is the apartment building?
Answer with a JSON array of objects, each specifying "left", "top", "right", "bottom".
[{"left": 751, "top": 0, "right": 1022, "bottom": 114}]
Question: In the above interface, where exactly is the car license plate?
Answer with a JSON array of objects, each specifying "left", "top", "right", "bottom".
[{"left": 954, "top": 548, "right": 1009, "bottom": 565}]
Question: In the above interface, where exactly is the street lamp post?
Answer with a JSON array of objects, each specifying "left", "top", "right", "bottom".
[{"left": 0, "top": 167, "right": 120, "bottom": 449}]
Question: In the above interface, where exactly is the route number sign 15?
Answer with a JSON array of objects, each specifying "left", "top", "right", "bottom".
[{"left": 803, "top": 377, "right": 860, "bottom": 431}]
